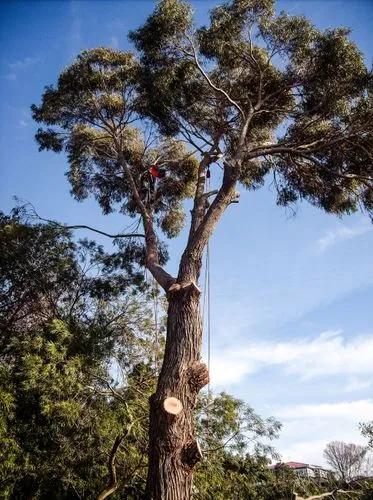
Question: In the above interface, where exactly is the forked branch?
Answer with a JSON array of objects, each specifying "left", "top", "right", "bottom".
[{"left": 186, "top": 35, "right": 245, "bottom": 119}]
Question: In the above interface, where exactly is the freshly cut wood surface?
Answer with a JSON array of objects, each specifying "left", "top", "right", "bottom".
[{"left": 163, "top": 397, "right": 183, "bottom": 415}]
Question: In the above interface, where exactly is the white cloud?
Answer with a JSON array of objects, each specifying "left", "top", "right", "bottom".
[
  {"left": 316, "top": 222, "right": 370, "bottom": 253},
  {"left": 345, "top": 378, "right": 372, "bottom": 393},
  {"left": 276, "top": 399, "right": 373, "bottom": 421},
  {"left": 8, "top": 56, "right": 41, "bottom": 71},
  {"left": 280, "top": 438, "right": 331, "bottom": 465},
  {"left": 5, "top": 56, "right": 41, "bottom": 81},
  {"left": 275, "top": 400, "right": 372, "bottom": 465},
  {"left": 211, "top": 330, "right": 373, "bottom": 385}
]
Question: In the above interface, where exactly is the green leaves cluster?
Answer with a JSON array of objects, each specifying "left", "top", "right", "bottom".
[
  {"left": 131, "top": 0, "right": 373, "bottom": 217},
  {"left": 0, "top": 211, "right": 157, "bottom": 499},
  {"left": 32, "top": 48, "right": 198, "bottom": 240}
]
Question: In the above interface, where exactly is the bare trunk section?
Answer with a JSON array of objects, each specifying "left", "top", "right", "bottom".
[{"left": 146, "top": 284, "right": 209, "bottom": 499}]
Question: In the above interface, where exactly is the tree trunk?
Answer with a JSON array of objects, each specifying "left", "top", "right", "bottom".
[{"left": 145, "top": 284, "right": 209, "bottom": 499}]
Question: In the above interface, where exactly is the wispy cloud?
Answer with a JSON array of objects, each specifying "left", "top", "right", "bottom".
[
  {"left": 345, "top": 378, "right": 372, "bottom": 393},
  {"left": 277, "top": 399, "right": 373, "bottom": 421},
  {"left": 211, "top": 330, "right": 373, "bottom": 385},
  {"left": 316, "top": 222, "right": 370, "bottom": 253},
  {"left": 17, "top": 108, "right": 31, "bottom": 128},
  {"left": 5, "top": 56, "right": 41, "bottom": 81},
  {"left": 8, "top": 56, "right": 41, "bottom": 71}
]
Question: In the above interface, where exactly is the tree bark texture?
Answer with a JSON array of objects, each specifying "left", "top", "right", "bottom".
[{"left": 145, "top": 284, "right": 209, "bottom": 499}]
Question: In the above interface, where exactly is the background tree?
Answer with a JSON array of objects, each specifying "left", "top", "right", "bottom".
[
  {"left": 32, "top": 0, "right": 373, "bottom": 497},
  {"left": 0, "top": 210, "right": 156, "bottom": 499},
  {"left": 361, "top": 422, "right": 373, "bottom": 451},
  {"left": 323, "top": 441, "right": 367, "bottom": 482}
]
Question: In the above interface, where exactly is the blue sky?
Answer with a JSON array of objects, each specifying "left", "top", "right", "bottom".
[{"left": 1, "top": 0, "right": 373, "bottom": 466}]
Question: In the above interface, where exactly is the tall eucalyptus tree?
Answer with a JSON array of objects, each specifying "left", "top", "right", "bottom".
[{"left": 33, "top": 1, "right": 372, "bottom": 497}]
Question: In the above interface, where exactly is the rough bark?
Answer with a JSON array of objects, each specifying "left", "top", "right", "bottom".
[
  {"left": 145, "top": 283, "right": 209, "bottom": 499},
  {"left": 144, "top": 162, "right": 238, "bottom": 499}
]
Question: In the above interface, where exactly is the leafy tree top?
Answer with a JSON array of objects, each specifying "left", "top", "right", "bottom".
[
  {"left": 32, "top": 0, "right": 373, "bottom": 291},
  {"left": 130, "top": 0, "right": 373, "bottom": 216},
  {"left": 31, "top": 48, "right": 198, "bottom": 234}
]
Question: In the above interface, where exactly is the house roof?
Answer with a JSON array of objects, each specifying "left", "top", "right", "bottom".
[
  {"left": 271, "top": 461, "right": 324, "bottom": 470},
  {"left": 285, "top": 461, "right": 309, "bottom": 469}
]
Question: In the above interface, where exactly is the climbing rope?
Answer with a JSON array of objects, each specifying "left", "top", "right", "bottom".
[
  {"left": 152, "top": 276, "right": 160, "bottom": 375},
  {"left": 202, "top": 167, "right": 213, "bottom": 437},
  {"left": 202, "top": 243, "right": 211, "bottom": 388}
]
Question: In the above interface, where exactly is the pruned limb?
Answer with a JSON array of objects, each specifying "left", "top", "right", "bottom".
[
  {"left": 168, "top": 281, "right": 201, "bottom": 296},
  {"left": 163, "top": 397, "right": 183, "bottom": 415},
  {"left": 202, "top": 190, "right": 219, "bottom": 200},
  {"left": 187, "top": 362, "right": 209, "bottom": 393}
]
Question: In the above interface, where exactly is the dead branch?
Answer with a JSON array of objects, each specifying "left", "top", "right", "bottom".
[
  {"left": 19, "top": 201, "right": 145, "bottom": 239},
  {"left": 293, "top": 490, "right": 359, "bottom": 500}
]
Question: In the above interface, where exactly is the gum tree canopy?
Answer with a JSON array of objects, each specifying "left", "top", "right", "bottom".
[{"left": 32, "top": 0, "right": 373, "bottom": 498}]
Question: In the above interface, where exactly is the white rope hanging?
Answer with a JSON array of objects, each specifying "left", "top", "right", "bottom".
[
  {"left": 202, "top": 172, "right": 212, "bottom": 409},
  {"left": 152, "top": 276, "right": 160, "bottom": 375}
]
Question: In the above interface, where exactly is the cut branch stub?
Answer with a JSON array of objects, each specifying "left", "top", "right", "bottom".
[
  {"left": 181, "top": 439, "right": 203, "bottom": 470},
  {"left": 188, "top": 362, "right": 209, "bottom": 393},
  {"left": 163, "top": 397, "right": 183, "bottom": 415},
  {"left": 167, "top": 281, "right": 201, "bottom": 297}
]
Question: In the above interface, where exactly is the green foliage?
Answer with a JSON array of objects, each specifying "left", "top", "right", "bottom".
[
  {"left": 32, "top": 48, "right": 198, "bottom": 237},
  {"left": 0, "top": 211, "right": 156, "bottom": 499},
  {"left": 132, "top": 0, "right": 373, "bottom": 219}
]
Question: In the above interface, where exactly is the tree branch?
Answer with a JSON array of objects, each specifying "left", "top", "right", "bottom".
[
  {"left": 186, "top": 35, "right": 245, "bottom": 119},
  {"left": 188, "top": 137, "right": 222, "bottom": 242},
  {"left": 248, "top": 146, "right": 373, "bottom": 187},
  {"left": 97, "top": 435, "right": 124, "bottom": 500},
  {"left": 19, "top": 202, "right": 145, "bottom": 239},
  {"left": 97, "top": 419, "right": 138, "bottom": 500},
  {"left": 178, "top": 165, "right": 237, "bottom": 283},
  {"left": 293, "top": 490, "right": 359, "bottom": 500},
  {"left": 116, "top": 152, "right": 176, "bottom": 291}
]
